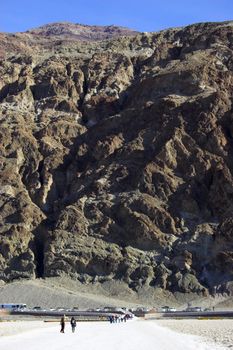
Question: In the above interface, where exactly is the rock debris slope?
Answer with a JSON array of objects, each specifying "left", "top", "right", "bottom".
[{"left": 0, "top": 21, "right": 233, "bottom": 296}]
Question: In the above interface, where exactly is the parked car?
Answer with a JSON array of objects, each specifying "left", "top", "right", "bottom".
[
  {"left": 185, "top": 306, "right": 203, "bottom": 312},
  {"left": 160, "top": 306, "right": 177, "bottom": 312},
  {"left": 33, "top": 306, "right": 42, "bottom": 310},
  {"left": 168, "top": 307, "right": 177, "bottom": 312}
]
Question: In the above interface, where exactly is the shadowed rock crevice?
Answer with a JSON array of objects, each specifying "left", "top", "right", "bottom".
[
  {"left": 31, "top": 219, "right": 55, "bottom": 278},
  {"left": 34, "top": 237, "right": 45, "bottom": 278}
]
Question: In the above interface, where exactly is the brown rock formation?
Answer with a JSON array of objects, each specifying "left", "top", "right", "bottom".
[{"left": 0, "top": 21, "right": 233, "bottom": 296}]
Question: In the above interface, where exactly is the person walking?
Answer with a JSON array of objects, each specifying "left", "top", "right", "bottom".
[
  {"left": 70, "top": 316, "right": 77, "bottom": 333},
  {"left": 60, "top": 315, "right": 65, "bottom": 333}
]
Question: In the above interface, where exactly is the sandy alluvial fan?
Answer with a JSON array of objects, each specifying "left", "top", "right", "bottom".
[{"left": 0, "top": 21, "right": 233, "bottom": 298}]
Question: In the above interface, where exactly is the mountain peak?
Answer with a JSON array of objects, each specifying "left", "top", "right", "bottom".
[{"left": 25, "top": 21, "right": 139, "bottom": 41}]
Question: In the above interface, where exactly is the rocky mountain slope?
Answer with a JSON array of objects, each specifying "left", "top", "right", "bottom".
[
  {"left": 0, "top": 22, "right": 138, "bottom": 59},
  {"left": 0, "top": 21, "right": 233, "bottom": 297}
]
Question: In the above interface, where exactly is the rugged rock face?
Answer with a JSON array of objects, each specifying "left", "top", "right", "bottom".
[{"left": 0, "top": 21, "right": 233, "bottom": 296}]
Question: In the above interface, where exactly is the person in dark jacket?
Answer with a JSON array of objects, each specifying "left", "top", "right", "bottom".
[
  {"left": 70, "top": 317, "right": 77, "bottom": 333},
  {"left": 60, "top": 315, "right": 65, "bottom": 333}
]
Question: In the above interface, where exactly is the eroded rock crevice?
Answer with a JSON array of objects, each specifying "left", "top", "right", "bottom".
[
  {"left": 33, "top": 236, "right": 45, "bottom": 278},
  {"left": 31, "top": 219, "right": 54, "bottom": 278}
]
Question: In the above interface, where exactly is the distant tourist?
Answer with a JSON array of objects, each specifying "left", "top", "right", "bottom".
[
  {"left": 70, "top": 317, "right": 77, "bottom": 333},
  {"left": 60, "top": 315, "right": 65, "bottom": 333}
]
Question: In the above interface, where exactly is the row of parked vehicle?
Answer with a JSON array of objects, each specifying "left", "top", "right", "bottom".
[{"left": 160, "top": 306, "right": 210, "bottom": 312}]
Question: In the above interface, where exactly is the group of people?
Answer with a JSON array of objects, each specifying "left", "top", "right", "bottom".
[
  {"left": 60, "top": 313, "right": 133, "bottom": 333},
  {"left": 60, "top": 316, "right": 77, "bottom": 333},
  {"left": 108, "top": 313, "right": 132, "bottom": 324}
]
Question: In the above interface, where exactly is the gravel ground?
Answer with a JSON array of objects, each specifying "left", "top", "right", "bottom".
[
  {"left": 0, "top": 277, "right": 232, "bottom": 310},
  {"left": 156, "top": 319, "right": 233, "bottom": 349},
  {"left": 0, "top": 278, "right": 140, "bottom": 309}
]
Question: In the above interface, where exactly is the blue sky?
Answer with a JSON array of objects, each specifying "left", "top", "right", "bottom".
[{"left": 1, "top": 0, "right": 232, "bottom": 33}]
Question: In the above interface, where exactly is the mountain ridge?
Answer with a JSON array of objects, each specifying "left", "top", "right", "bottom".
[{"left": 25, "top": 21, "right": 139, "bottom": 40}]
